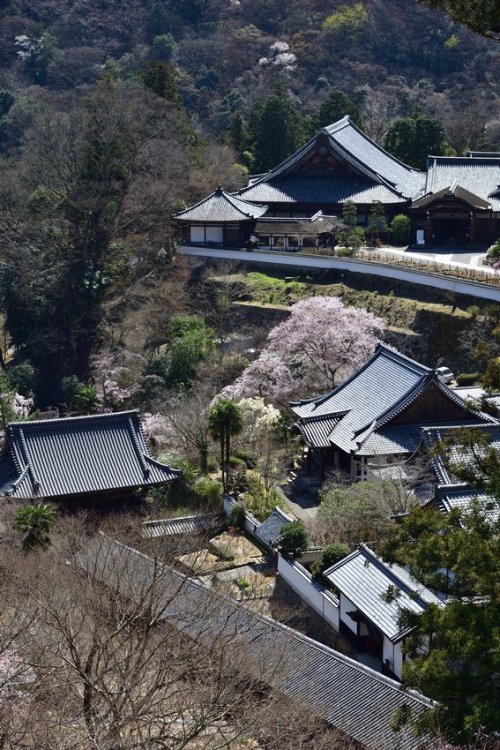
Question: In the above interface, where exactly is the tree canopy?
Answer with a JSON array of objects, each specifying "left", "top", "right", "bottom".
[
  {"left": 419, "top": 0, "right": 500, "bottom": 40},
  {"left": 250, "top": 89, "right": 305, "bottom": 173},
  {"left": 310, "top": 90, "right": 363, "bottom": 133},
  {"left": 223, "top": 296, "right": 384, "bottom": 402},
  {"left": 384, "top": 110, "right": 445, "bottom": 169},
  {"left": 380, "top": 428, "right": 500, "bottom": 743}
]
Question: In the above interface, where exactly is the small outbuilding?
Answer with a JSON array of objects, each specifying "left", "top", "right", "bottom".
[{"left": 324, "top": 544, "right": 443, "bottom": 680}]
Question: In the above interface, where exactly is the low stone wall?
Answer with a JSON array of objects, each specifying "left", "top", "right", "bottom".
[{"left": 179, "top": 246, "right": 500, "bottom": 301}]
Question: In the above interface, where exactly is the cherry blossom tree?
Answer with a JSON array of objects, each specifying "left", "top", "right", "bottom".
[{"left": 223, "top": 296, "right": 385, "bottom": 403}]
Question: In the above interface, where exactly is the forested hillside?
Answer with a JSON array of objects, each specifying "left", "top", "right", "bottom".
[{"left": 0, "top": 0, "right": 499, "bottom": 152}]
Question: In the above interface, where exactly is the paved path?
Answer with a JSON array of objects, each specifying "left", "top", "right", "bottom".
[
  {"left": 277, "top": 483, "right": 319, "bottom": 523},
  {"left": 377, "top": 245, "right": 492, "bottom": 273}
]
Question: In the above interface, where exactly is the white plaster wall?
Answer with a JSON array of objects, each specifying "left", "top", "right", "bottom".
[
  {"left": 383, "top": 638, "right": 404, "bottom": 680},
  {"left": 277, "top": 554, "right": 340, "bottom": 630},
  {"left": 340, "top": 593, "right": 358, "bottom": 635}
]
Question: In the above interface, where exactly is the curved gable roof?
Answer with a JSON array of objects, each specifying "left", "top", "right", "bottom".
[
  {"left": 291, "top": 345, "right": 430, "bottom": 453},
  {"left": 292, "top": 346, "right": 492, "bottom": 455},
  {"left": 173, "top": 187, "right": 267, "bottom": 222},
  {"left": 425, "top": 156, "right": 500, "bottom": 211},
  {"left": 237, "top": 116, "right": 425, "bottom": 204}
]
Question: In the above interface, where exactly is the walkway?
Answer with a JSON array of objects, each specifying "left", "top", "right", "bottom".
[{"left": 378, "top": 245, "right": 492, "bottom": 273}]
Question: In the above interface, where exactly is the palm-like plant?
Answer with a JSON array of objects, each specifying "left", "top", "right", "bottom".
[
  {"left": 208, "top": 399, "right": 243, "bottom": 490},
  {"left": 14, "top": 503, "right": 56, "bottom": 552}
]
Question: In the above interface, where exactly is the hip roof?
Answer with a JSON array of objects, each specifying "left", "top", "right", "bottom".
[{"left": 0, "top": 410, "right": 180, "bottom": 500}]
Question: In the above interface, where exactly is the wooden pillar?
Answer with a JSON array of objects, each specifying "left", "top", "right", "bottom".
[{"left": 469, "top": 213, "right": 475, "bottom": 244}]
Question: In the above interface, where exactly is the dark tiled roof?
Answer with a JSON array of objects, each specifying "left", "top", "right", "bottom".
[
  {"left": 325, "top": 545, "right": 442, "bottom": 642},
  {"left": 173, "top": 187, "right": 267, "bottom": 222},
  {"left": 297, "top": 414, "right": 346, "bottom": 448},
  {"left": 356, "top": 424, "right": 423, "bottom": 456},
  {"left": 435, "top": 488, "right": 500, "bottom": 524},
  {"left": 0, "top": 411, "right": 180, "bottom": 500},
  {"left": 422, "top": 423, "right": 500, "bottom": 486},
  {"left": 324, "top": 117, "right": 425, "bottom": 197},
  {"left": 292, "top": 346, "right": 491, "bottom": 455},
  {"left": 425, "top": 156, "right": 500, "bottom": 211},
  {"left": 254, "top": 214, "right": 339, "bottom": 235},
  {"left": 412, "top": 184, "right": 491, "bottom": 210},
  {"left": 142, "top": 513, "right": 223, "bottom": 539},
  {"left": 76, "top": 534, "right": 435, "bottom": 750},
  {"left": 237, "top": 117, "right": 424, "bottom": 204},
  {"left": 238, "top": 174, "right": 408, "bottom": 205},
  {"left": 255, "top": 507, "right": 293, "bottom": 547},
  {"left": 291, "top": 345, "right": 431, "bottom": 453}
]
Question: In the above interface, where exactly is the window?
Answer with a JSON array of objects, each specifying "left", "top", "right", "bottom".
[
  {"left": 206, "top": 226, "right": 223, "bottom": 244},
  {"left": 190, "top": 226, "right": 204, "bottom": 244}
]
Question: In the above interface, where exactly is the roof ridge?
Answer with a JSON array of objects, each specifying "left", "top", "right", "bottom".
[
  {"left": 7, "top": 410, "right": 139, "bottom": 430},
  {"left": 127, "top": 415, "right": 150, "bottom": 477},
  {"left": 17, "top": 426, "right": 40, "bottom": 495},
  {"left": 357, "top": 545, "right": 430, "bottom": 605},
  {"left": 301, "top": 410, "right": 348, "bottom": 423},
  {"left": 292, "top": 344, "right": 428, "bottom": 416},
  {"left": 324, "top": 116, "right": 424, "bottom": 176},
  {"left": 144, "top": 453, "right": 182, "bottom": 475}
]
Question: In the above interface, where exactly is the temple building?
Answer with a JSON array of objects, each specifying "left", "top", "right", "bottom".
[
  {"left": 0, "top": 411, "right": 180, "bottom": 504},
  {"left": 174, "top": 116, "right": 500, "bottom": 249},
  {"left": 290, "top": 344, "right": 496, "bottom": 481}
]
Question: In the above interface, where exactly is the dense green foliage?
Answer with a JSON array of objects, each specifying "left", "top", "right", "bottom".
[
  {"left": 208, "top": 398, "right": 243, "bottom": 490},
  {"left": 385, "top": 109, "right": 445, "bottom": 168},
  {"left": 309, "top": 90, "right": 363, "bottom": 133},
  {"left": 389, "top": 214, "right": 412, "bottom": 245},
  {"left": 249, "top": 88, "right": 305, "bottom": 172},
  {"left": 279, "top": 520, "right": 308, "bottom": 557},
  {"left": 382, "top": 505, "right": 500, "bottom": 742},
  {"left": 380, "top": 428, "right": 500, "bottom": 742},
  {"left": 419, "top": 0, "right": 499, "bottom": 39},
  {"left": 311, "top": 542, "right": 351, "bottom": 580},
  {"left": 143, "top": 315, "right": 215, "bottom": 391},
  {"left": 14, "top": 503, "right": 56, "bottom": 551}
]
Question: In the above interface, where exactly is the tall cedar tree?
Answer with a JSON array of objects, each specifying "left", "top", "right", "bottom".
[
  {"left": 250, "top": 88, "right": 305, "bottom": 173},
  {"left": 310, "top": 90, "right": 363, "bottom": 134}
]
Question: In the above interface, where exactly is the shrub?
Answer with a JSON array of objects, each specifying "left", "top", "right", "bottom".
[
  {"left": 334, "top": 246, "right": 352, "bottom": 257},
  {"left": 312, "top": 542, "right": 350, "bottom": 579},
  {"left": 467, "top": 305, "right": 481, "bottom": 318},
  {"left": 322, "top": 3, "right": 369, "bottom": 36},
  {"left": 228, "top": 503, "right": 246, "bottom": 529},
  {"left": 390, "top": 214, "right": 411, "bottom": 245},
  {"left": 232, "top": 447, "right": 256, "bottom": 469},
  {"left": 6, "top": 361, "right": 36, "bottom": 395},
  {"left": 193, "top": 477, "right": 223, "bottom": 508},
  {"left": 73, "top": 383, "right": 98, "bottom": 414},
  {"left": 236, "top": 576, "right": 251, "bottom": 590},
  {"left": 487, "top": 239, "right": 500, "bottom": 259},
  {"left": 279, "top": 520, "right": 308, "bottom": 557},
  {"left": 455, "top": 372, "right": 481, "bottom": 386}
]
